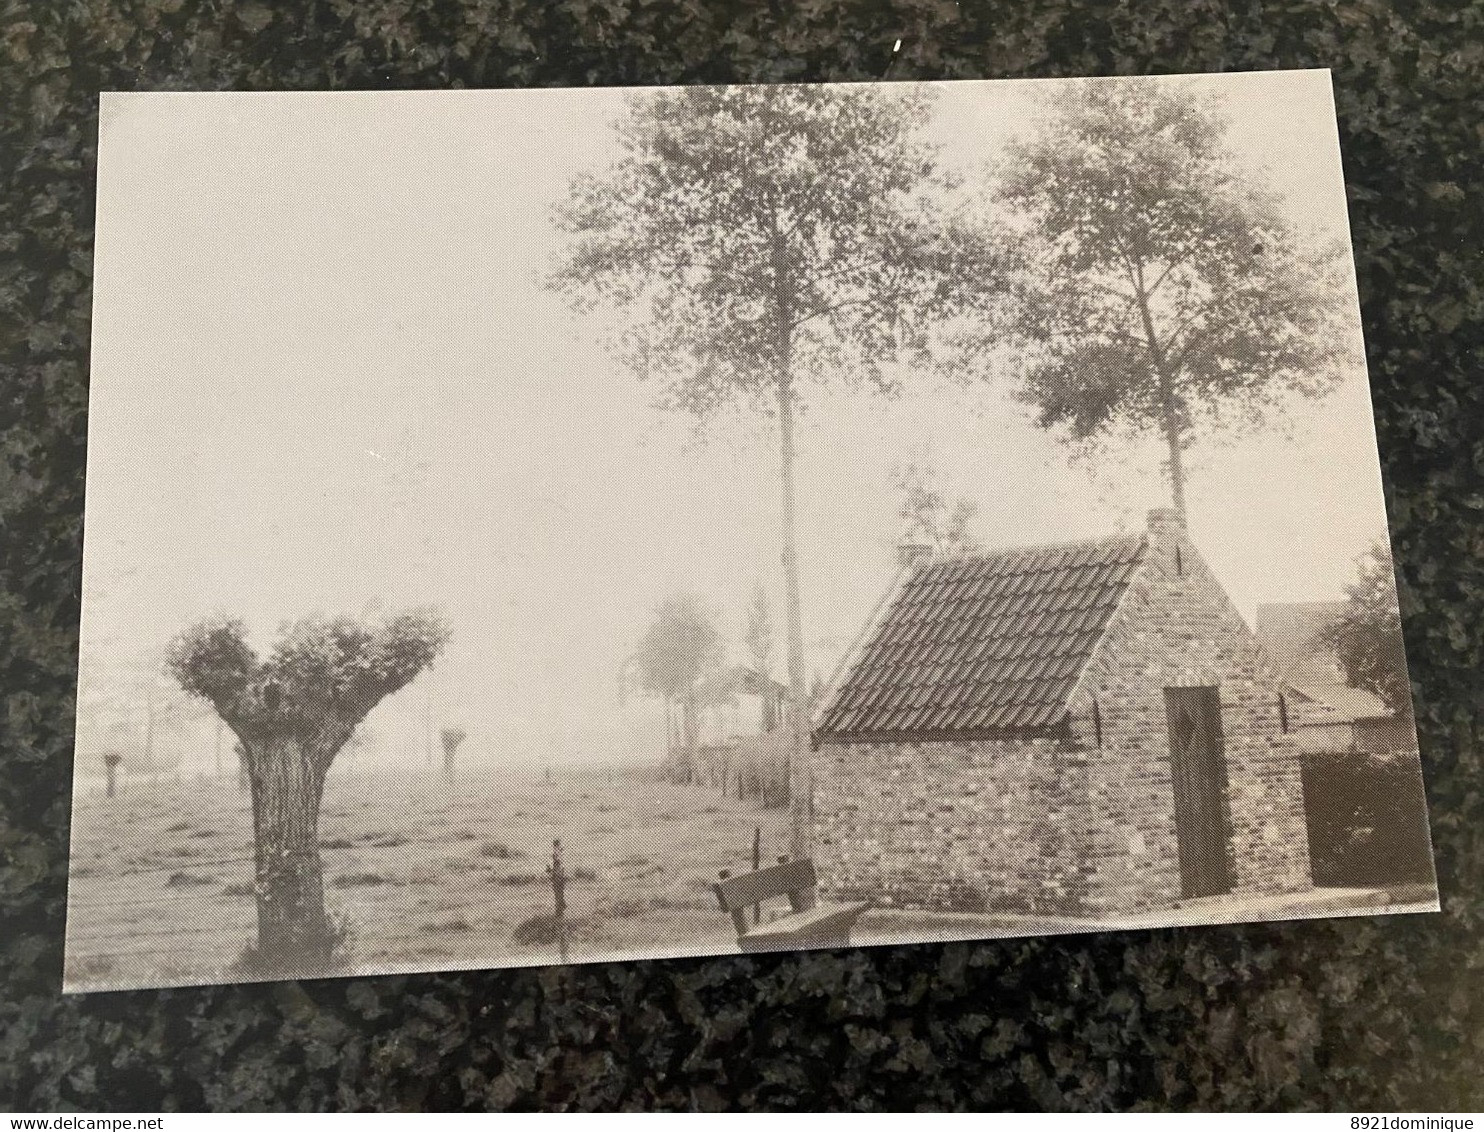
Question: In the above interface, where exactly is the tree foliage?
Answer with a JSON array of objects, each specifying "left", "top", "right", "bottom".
[
  {"left": 743, "top": 582, "right": 774, "bottom": 681},
  {"left": 167, "top": 607, "right": 451, "bottom": 765},
  {"left": 633, "top": 594, "right": 723, "bottom": 705},
  {"left": 893, "top": 459, "right": 978, "bottom": 558},
  {"left": 991, "top": 78, "right": 1352, "bottom": 511},
  {"left": 548, "top": 83, "right": 997, "bottom": 416},
  {"left": 1319, "top": 541, "right": 1412, "bottom": 718}
]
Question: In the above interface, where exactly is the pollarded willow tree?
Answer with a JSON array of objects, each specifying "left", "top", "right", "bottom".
[
  {"left": 440, "top": 726, "right": 467, "bottom": 782},
  {"left": 991, "top": 79, "right": 1353, "bottom": 515},
  {"left": 167, "top": 608, "right": 450, "bottom": 972},
  {"left": 548, "top": 84, "right": 999, "bottom": 855}
]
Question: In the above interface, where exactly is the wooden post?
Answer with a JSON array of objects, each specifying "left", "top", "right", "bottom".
[
  {"left": 548, "top": 838, "right": 568, "bottom": 963},
  {"left": 103, "top": 752, "right": 121, "bottom": 799},
  {"left": 752, "top": 827, "right": 762, "bottom": 925}
]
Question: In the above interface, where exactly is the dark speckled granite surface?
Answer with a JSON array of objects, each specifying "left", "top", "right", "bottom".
[{"left": 2, "top": 0, "right": 1482, "bottom": 1111}]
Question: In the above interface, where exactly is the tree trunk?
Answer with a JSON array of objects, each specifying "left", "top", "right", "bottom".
[
  {"left": 770, "top": 216, "right": 810, "bottom": 860},
  {"left": 682, "top": 689, "right": 699, "bottom": 786},
  {"left": 243, "top": 736, "right": 335, "bottom": 971},
  {"left": 777, "top": 372, "right": 811, "bottom": 859},
  {"left": 1161, "top": 382, "right": 1187, "bottom": 516},
  {"left": 1135, "top": 280, "right": 1186, "bottom": 516}
]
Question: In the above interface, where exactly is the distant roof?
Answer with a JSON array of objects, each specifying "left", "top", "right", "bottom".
[
  {"left": 695, "top": 664, "right": 789, "bottom": 701},
  {"left": 1288, "top": 679, "right": 1391, "bottom": 723},
  {"left": 815, "top": 534, "right": 1147, "bottom": 742},
  {"left": 1254, "top": 601, "right": 1349, "bottom": 686},
  {"left": 1255, "top": 601, "right": 1393, "bottom": 723}
]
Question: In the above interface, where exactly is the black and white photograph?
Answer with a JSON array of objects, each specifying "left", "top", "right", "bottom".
[{"left": 67, "top": 71, "right": 1438, "bottom": 993}]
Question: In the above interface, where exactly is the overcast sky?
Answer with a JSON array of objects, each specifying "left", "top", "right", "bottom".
[{"left": 81, "top": 71, "right": 1392, "bottom": 768}]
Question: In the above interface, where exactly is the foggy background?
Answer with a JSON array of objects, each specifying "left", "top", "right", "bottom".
[{"left": 78, "top": 72, "right": 1388, "bottom": 774}]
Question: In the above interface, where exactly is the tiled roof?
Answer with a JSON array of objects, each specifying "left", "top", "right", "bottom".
[
  {"left": 815, "top": 534, "right": 1147, "bottom": 741},
  {"left": 1288, "top": 680, "right": 1391, "bottom": 724}
]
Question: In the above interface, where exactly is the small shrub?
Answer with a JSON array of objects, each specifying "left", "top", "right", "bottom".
[
  {"left": 72, "top": 955, "right": 117, "bottom": 983},
  {"left": 166, "top": 820, "right": 191, "bottom": 833},
  {"left": 597, "top": 896, "right": 648, "bottom": 919},
  {"left": 453, "top": 829, "right": 479, "bottom": 840},
  {"left": 492, "top": 872, "right": 546, "bottom": 886},
  {"left": 164, "top": 871, "right": 217, "bottom": 887},
  {"left": 572, "top": 867, "right": 598, "bottom": 882},
  {"left": 614, "top": 855, "right": 650, "bottom": 869},
  {"left": 332, "top": 872, "right": 395, "bottom": 888},
  {"left": 479, "top": 841, "right": 525, "bottom": 859},
  {"left": 946, "top": 878, "right": 989, "bottom": 914},
  {"left": 511, "top": 912, "right": 584, "bottom": 947},
  {"left": 370, "top": 834, "right": 409, "bottom": 848},
  {"left": 596, "top": 804, "right": 617, "bottom": 814},
  {"left": 222, "top": 881, "right": 255, "bottom": 897},
  {"left": 319, "top": 837, "right": 354, "bottom": 850}
]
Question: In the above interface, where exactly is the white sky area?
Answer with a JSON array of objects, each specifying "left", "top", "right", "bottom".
[{"left": 80, "top": 71, "right": 1392, "bottom": 773}]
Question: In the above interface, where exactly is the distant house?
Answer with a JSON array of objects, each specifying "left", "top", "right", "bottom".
[
  {"left": 677, "top": 665, "right": 793, "bottom": 798},
  {"left": 693, "top": 664, "right": 790, "bottom": 745},
  {"left": 1254, "top": 602, "right": 1415, "bottom": 754},
  {"left": 810, "top": 509, "right": 1312, "bottom": 917}
]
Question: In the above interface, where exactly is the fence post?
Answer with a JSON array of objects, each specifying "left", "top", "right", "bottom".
[
  {"left": 548, "top": 838, "right": 568, "bottom": 963},
  {"left": 752, "top": 827, "right": 762, "bottom": 925}
]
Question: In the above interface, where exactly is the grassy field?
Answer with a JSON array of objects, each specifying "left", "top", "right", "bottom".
[
  {"left": 67, "top": 761, "right": 1428, "bottom": 991},
  {"left": 65, "top": 764, "right": 791, "bottom": 991}
]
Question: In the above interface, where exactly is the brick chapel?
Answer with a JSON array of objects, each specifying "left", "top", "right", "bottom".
[{"left": 810, "top": 508, "right": 1314, "bottom": 917}]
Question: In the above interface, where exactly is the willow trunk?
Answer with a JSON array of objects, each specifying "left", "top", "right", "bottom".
[{"left": 245, "top": 738, "right": 335, "bottom": 970}]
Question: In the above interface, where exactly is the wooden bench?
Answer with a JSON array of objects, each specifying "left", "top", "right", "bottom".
[{"left": 714, "top": 857, "right": 870, "bottom": 953}]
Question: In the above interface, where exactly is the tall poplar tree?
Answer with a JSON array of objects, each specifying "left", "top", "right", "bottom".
[{"left": 549, "top": 84, "right": 994, "bottom": 854}]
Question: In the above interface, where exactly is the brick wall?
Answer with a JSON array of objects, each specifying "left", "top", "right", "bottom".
[
  {"left": 1065, "top": 509, "right": 1312, "bottom": 912},
  {"left": 812, "top": 735, "right": 1095, "bottom": 915}
]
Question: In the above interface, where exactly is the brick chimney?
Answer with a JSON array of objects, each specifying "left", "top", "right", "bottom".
[
  {"left": 897, "top": 538, "right": 934, "bottom": 569},
  {"left": 1147, "top": 508, "right": 1186, "bottom": 575}
]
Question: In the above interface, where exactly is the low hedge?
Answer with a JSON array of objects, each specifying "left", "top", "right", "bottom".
[{"left": 1300, "top": 746, "right": 1436, "bottom": 887}]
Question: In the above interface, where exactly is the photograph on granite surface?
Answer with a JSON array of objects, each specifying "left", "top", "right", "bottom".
[{"left": 68, "top": 71, "right": 1438, "bottom": 992}]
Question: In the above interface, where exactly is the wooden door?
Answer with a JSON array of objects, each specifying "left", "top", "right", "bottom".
[{"left": 1163, "top": 686, "right": 1233, "bottom": 899}]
